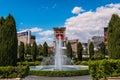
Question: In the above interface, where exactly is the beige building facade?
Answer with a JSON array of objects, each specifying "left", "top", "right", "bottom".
[{"left": 17, "top": 30, "right": 35, "bottom": 45}]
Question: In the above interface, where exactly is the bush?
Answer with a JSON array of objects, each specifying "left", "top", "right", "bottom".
[
  {"left": 75, "top": 61, "right": 88, "bottom": 65},
  {"left": 82, "top": 57, "right": 89, "bottom": 61},
  {"left": 25, "top": 56, "right": 32, "bottom": 62},
  {"left": 24, "top": 56, "right": 44, "bottom": 62},
  {"left": 36, "top": 56, "right": 44, "bottom": 61},
  {"left": 75, "top": 61, "right": 81, "bottom": 65},
  {"left": 89, "top": 59, "right": 120, "bottom": 80},
  {"left": 0, "top": 66, "right": 29, "bottom": 78},
  {"left": 17, "top": 61, "right": 41, "bottom": 66},
  {"left": 29, "top": 70, "right": 89, "bottom": 77}
]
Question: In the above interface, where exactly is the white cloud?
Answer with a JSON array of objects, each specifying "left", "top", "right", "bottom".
[
  {"left": 30, "top": 27, "right": 42, "bottom": 32},
  {"left": 18, "top": 27, "right": 42, "bottom": 33},
  {"left": 65, "top": 3, "right": 120, "bottom": 43},
  {"left": 72, "top": 6, "right": 85, "bottom": 14},
  {"left": 39, "top": 30, "right": 53, "bottom": 36},
  {"left": 36, "top": 37, "right": 53, "bottom": 45},
  {"left": 18, "top": 27, "right": 54, "bottom": 45}
]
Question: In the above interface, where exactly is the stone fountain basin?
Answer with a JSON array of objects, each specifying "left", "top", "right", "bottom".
[{"left": 30, "top": 65, "right": 88, "bottom": 71}]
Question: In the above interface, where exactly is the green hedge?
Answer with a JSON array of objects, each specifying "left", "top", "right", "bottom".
[
  {"left": 24, "top": 56, "right": 44, "bottom": 62},
  {"left": 17, "top": 61, "right": 41, "bottom": 66},
  {"left": 0, "top": 66, "right": 29, "bottom": 78},
  {"left": 82, "top": 57, "right": 89, "bottom": 61},
  {"left": 89, "top": 59, "right": 120, "bottom": 80},
  {"left": 75, "top": 61, "right": 88, "bottom": 65},
  {"left": 36, "top": 56, "right": 44, "bottom": 61},
  {"left": 24, "top": 56, "right": 32, "bottom": 62},
  {"left": 29, "top": 70, "right": 89, "bottom": 77}
]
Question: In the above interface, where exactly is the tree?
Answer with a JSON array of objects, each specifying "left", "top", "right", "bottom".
[
  {"left": 31, "top": 42, "right": 38, "bottom": 61},
  {"left": 25, "top": 44, "right": 31, "bottom": 56},
  {"left": 0, "top": 14, "right": 18, "bottom": 66},
  {"left": 107, "top": 14, "right": 120, "bottom": 59},
  {"left": 77, "top": 42, "right": 83, "bottom": 61},
  {"left": 89, "top": 42, "right": 94, "bottom": 60},
  {"left": 18, "top": 42, "right": 25, "bottom": 62},
  {"left": 66, "top": 42, "right": 73, "bottom": 59},
  {"left": 43, "top": 42, "right": 48, "bottom": 57},
  {"left": 37, "top": 44, "right": 43, "bottom": 56},
  {"left": 99, "top": 42, "right": 106, "bottom": 59}
]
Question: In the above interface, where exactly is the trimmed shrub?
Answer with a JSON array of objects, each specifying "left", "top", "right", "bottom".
[
  {"left": 75, "top": 61, "right": 88, "bottom": 65},
  {"left": 29, "top": 70, "right": 89, "bottom": 77},
  {"left": 17, "top": 61, "right": 41, "bottom": 66},
  {"left": 25, "top": 56, "right": 32, "bottom": 62},
  {"left": 0, "top": 66, "right": 29, "bottom": 78},
  {"left": 36, "top": 56, "right": 44, "bottom": 61},
  {"left": 82, "top": 57, "right": 89, "bottom": 61},
  {"left": 89, "top": 59, "right": 120, "bottom": 80}
]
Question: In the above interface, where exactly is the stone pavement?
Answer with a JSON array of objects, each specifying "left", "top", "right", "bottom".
[{"left": 23, "top": 75, "right": 92, "bottom": 80}]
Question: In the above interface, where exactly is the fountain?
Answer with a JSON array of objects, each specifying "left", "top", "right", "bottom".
[
  {"left": 54, "top": 36, "right": 63, "bottom": 70},
  {"left": 30, "top": 37, "right": 88, "bottom": 71},
  {"left": 30, "top": 27, "right": 88, "bottom": 71}
]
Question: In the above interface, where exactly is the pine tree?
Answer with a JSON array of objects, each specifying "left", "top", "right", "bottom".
[
  {"left": 89, "top": 42, "right": 94, "bottom": 60},
  {"left": 77, "top": 42, "right": 83, "bottom": 61},
  {"left": 43, "top": 42, "right": 48, "bottom": 57},
  {"left": 66, "top": 42, "right": 73, "bottom": 59},
  {"left": 0, "top": 14, "right": 18, "bottom": 66},
  {"left": 108, "top": 14, "right": 120, "bottom": 59},
  {"left": 18, "top": 42, "right": 25, "bottom": 62},
  {"left": 31, "top": 42, "right": 38, "bottom": 61}
]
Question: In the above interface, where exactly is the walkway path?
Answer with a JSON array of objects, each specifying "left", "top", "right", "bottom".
[{"left": 23, "top": 75, "right": 92, "bottom": 80}]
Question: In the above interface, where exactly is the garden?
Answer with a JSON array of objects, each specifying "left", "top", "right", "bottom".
[{"left": 0, "top": 13, "right": 120, "bottom": 80}]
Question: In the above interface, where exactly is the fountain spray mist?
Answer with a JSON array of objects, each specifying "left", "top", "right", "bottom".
[{"left": 54, "top": 36, "right": 63, "bottom": 70}]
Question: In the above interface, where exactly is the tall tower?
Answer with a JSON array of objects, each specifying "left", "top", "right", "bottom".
[{"left": 53, "top": 27, "right": 66, "bottom": 47}]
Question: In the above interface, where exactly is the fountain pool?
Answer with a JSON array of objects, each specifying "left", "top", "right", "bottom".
[{"left": 30, "top": 65, "right": 88, "bottom": 71}]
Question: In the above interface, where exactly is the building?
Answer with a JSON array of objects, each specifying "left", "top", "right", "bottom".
[
  {"left": 17, "top": 30, "right": 36, "bottom": 45},
  {"left": 53, "top": 27, "right": 80, "bottom": 57},
  {"left": 67, "top": 39, "right": 78, "bottom": 56},
  {"left": 104, "top": 27, "right": 108, "bottom": 45},
  {"left": 92, "top": 36, "right": 104, "bottom": 50},
  {"left": 53, "top": 27, "right": 66, "bottom": 47}
]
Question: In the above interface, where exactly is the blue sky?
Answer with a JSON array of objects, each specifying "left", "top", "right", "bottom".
[{"left": 0, "top": 0, "right": 120, "bottom": 45}]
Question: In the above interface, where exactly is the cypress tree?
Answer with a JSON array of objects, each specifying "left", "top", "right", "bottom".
[
  {"left": 43, "top": 42, "right": 48, "bottom": 57},
  {"left": 0, "top": 14, "right": 18, "bottom": 66},
  {"left": 0, "top": 17, "right": 4, "bottom": 65},
  {"left": 89, "top": 42, "right": 94, "bottom": 60},
  {"left": 99, "top": 42, "right": 106, "bottom": 59},
  {"left": 108, "top": 14, "right": 120, "bottom": 59},
  {"left": 37, "top": 44, "right": 43, "bottom": 56},
  {"left": 18, "top": 42, "right": 25, "bottom": 62},
  {"left": 66, "top": 42, "right": 73, "bottom": 59},
  {"left": 31, "top": 42, "right": 38, "bottom": 61},
  {"left": 25, "top": 44, "right": 31, "bottom": 56},
  {"left": 77, "top": 42, "right": 83, "bottom": 61}
]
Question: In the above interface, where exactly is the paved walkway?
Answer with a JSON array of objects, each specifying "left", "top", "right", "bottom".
[{"left": 23, "top": 75, "right": 92, "bottom": 80}]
